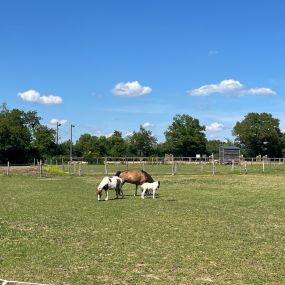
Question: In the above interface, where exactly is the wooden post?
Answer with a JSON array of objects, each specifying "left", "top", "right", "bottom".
[
  {"left": 68, "top": 161, "right": 70, "bottom": 174},
  {"left": 263, "top": 159, "right": 265, "bottom": 172},
  {"left": 39, "top": 160, "right": 42, "bottom": 177},
  {"left": 172, "top": 161, "right": 175, "bottom": 175},
  {"left": 79, "top": 162, "right": 82, "bottom": 176},
  {"left": 7, "top": 161, "right": 10, "bottom": 176}
]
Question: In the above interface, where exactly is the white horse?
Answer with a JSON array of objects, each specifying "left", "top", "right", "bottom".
[
  {"left": 141, "top": 181, "right": 160, "bottom": 199},
  {"left": 97, "top": 176, "right": 123, "bottom": 201}
]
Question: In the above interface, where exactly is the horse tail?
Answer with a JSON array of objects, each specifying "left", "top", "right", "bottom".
[
  {"left": 141, "top": 170, "right": 154, "bottom": 183},
  {"left": 115, "top": 170, "right": 122, "bottom": 177}
]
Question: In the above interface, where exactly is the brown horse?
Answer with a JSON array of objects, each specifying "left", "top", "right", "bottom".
[{"left": 115, "top": 170, "right": 154, "bottom": 196}]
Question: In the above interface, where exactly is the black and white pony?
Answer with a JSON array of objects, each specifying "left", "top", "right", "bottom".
[
  {"left": 97, "top": 176, "right": 123, "bottom": 201},
  {"left": 141, "top": 181, "right": 160, "bottom": 199}
]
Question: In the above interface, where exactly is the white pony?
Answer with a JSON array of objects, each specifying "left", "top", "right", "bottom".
[
  {"left": 141, "top": 181, "right": 160, "bottom": 199},
  {"left": 97, "top": 176, "right": 123, "bottom": 201}
]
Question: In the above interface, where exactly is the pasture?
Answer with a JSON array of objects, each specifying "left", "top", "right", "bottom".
[{"left": 0, "top": 172, "right": 284, "bottom": 284}]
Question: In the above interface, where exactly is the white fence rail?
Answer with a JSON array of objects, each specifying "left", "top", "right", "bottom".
[{"left": 0, "top": 279, "right": 51, "bottom": 285}]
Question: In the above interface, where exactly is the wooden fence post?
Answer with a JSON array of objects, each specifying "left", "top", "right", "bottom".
[
  {"left": 231, "top": 160, "right": 235, "bottom": 171},
  {"left": 39, "top": 160, "right": 42, "bottom": 177},
  {"left": 171, "top": 161, "right": 177, "bottom": 175},
  {"left": 79, "top": 162, "right": 82, "bottom": 176},
  {"left": 104, "top": 157, "right": 108, "bottom": 174},
  {"left": 244, "top": 161, "right": 247, "bottom": 174}
]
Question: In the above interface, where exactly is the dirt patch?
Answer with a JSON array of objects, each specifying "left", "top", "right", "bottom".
[{"left": 0, "top": 165, "right": 40, "bottom": 175}]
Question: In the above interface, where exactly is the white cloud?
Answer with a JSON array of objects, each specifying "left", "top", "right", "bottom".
[
  {"left": 208, "top": 50, "right": 219, "bottom": 56},
  {"left": 49, "top": 119, "right": 68, "bottom": 125},
  {"left": 206, "top": 122, "right": 224, "bottom": 132},
  {"left": 18, "top": 89, "right": 63, "bottom": 104},
  {"left": 112, "top": 81, "right": 152, "bottom": 97},
  {"left": 245, "top": 88, "right": 276, "bottom": 96},
  {"left": 188, "top": 79, "right": 276, "bottom": 97},
  {"left": 142, "top": 122, "right": 154, "bottom": 128},
  {"left": 124, "top": 131, "right": 134, "bottom": 137}
]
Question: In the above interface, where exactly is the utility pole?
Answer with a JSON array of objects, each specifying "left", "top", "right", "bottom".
[
  {"left": 56, "top": 121, "right": 61, "bottom": 144},
  {"left": 70, "top": 124, "right": 75, "bottom": 162}
]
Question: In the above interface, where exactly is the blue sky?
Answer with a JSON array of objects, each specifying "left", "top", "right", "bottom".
[{"left": 1, "top": 0, "right": 285, "bottom": 143}]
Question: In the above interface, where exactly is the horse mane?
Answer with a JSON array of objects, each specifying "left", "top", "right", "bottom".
[
  {"left": 141, "top": 170, "right": 154, "bottom": 183},
  {"left": 115, "top": 170, "right": 121, "bottom": 177}
]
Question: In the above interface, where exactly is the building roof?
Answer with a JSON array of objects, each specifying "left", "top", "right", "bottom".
[{"left": 220, "top": 146, "right": 240, "bottom": 150}]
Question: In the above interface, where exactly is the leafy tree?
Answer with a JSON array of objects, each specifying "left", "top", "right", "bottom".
[
  {"left": 0, "top": 105, "right": 32, "bottom": 163},
  {"left": 106, "top": 131, "right": 128, "bottom": 157},
  {"left": 164, "top": 114, "right": 207, "bottom": 157},
  {"left": 206, "top": 140, "right": 223, "bottom": 157},
  {"left": 31, "top": 125, "right": 57, "bottom": 159},
  {"left": 127, "top": 126, "right": 157, "bottom": 156},
  {"left": 233, "top": 112, "right": 283, "bottom": 157}
]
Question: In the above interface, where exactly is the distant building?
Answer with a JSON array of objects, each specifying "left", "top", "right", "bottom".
[{"left": 219, "top": 146, "right": 240, "bottom": 164}]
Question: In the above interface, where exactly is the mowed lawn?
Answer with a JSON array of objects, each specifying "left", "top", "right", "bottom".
[{"left": 0, "top": 173, "right": 284, "bottom": 285}]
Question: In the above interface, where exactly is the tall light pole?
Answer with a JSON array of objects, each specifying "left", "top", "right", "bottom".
[
  {"left": 56, "top": 121, "right": 61, "bottom": 144},
  {"left": 70, "top": 124, "right": 75, "bottom": 162}
]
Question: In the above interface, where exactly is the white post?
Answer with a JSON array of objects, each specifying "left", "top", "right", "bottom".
[
  {"left": 212, "top": 153, "right": 215, "bottom": 175},
  {"left": 244, "top": 161, "right": 247, "bottom": 174},
  {"left": 7, "top": 161, "right": 10, "bottom": 176},
  {"left": 263, "top": 159, "right": 265, "bottom": 172},
  {"left": 104, "top": 157, "right": 108, "bottom": 174}
]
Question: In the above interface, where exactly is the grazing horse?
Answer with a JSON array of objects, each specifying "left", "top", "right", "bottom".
[
  {"left": 115, "top": 170, "right": 154, "bottom": 196},
  {"left": 97, "top": 176, "right": 123, "bottom": 201}
]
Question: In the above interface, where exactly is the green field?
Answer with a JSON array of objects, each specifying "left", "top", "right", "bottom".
[{"left": 0, "top": 172, "right": 284, "bottom": 284}]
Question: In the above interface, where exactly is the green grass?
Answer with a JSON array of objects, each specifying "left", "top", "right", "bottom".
[{"left": 0, "top": 173, "right": 284, "bottom": 284}]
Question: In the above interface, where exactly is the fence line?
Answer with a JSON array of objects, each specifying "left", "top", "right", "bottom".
[
  {"left": 0, "top": 279, "right": 51, "bottom": 285},
  {"left": 1, "top": 156, "right": 285, "bottom": 176}
]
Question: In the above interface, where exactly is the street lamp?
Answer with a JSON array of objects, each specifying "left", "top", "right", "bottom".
[
  {"left": 70, "top": 124, "right": 75, "bottom": 162},
  {"left": 56, "top": 121, "right": 61, "bottom": 144}
]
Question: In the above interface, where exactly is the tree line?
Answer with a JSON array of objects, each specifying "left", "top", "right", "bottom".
[{"left": 1, "top": 103, "right": 285, "bottom": 164}]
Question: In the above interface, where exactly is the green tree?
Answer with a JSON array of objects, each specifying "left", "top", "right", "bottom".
[
  {"left": 31, "top": 125, "right": 57, "bottom": 159},
  {"left": 127, "top": 126, "right": 157, "bottom": 156},
  {"left": 0, "top": 105, "right": 32, "bottom": 163},
  {"left": 233, "top": 112, "right": 283, "bottom": 157},
  {"left": 106, "top": 131, "right": 128, "bottom": 157},
  {"left": 164, "top": 114, "right": 207, "bottom": 157}
]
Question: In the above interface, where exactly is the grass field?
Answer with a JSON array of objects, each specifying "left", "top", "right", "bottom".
[{"left": 0, "top": 172, "right": 284, "bottom": 284}]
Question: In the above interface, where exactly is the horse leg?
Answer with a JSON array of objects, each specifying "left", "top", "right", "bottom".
[
  {"left": 134, "top": 184, "right": 138, "bottom": 196},
  {"left": 105, "top": 189, "right": 109, "bottom": 201},
  {"left": 141, "top": 188, "right": 147, "bottom": 199}
]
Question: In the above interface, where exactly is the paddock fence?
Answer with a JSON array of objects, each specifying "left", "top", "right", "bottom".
[{"left": 1, "top": 156, "right": 285, "bottom": 177}]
